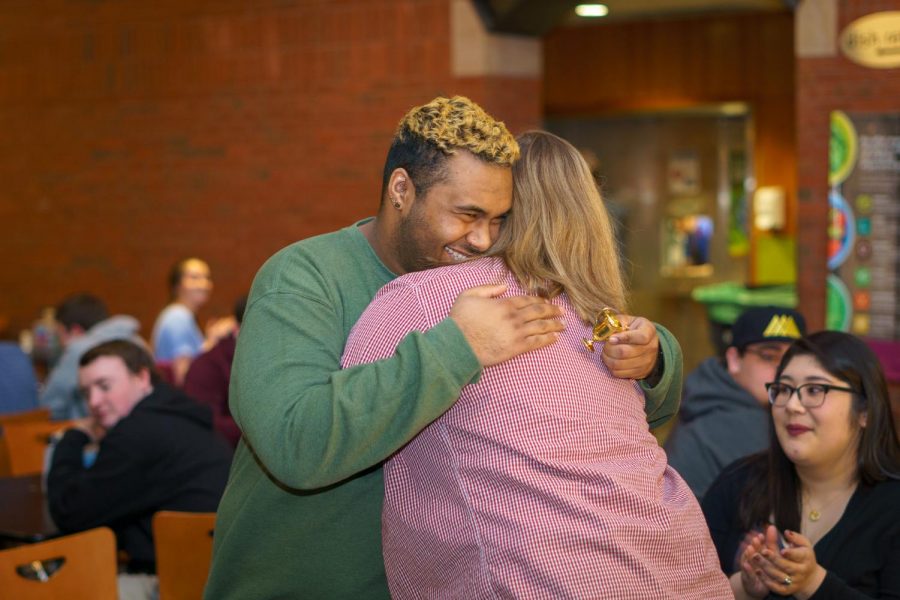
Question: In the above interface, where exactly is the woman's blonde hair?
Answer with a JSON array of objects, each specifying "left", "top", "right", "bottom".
[{"left": 490, "top": 130, "right": 627, "bottom": 323}]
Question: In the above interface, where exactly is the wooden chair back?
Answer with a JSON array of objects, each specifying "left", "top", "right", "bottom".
[
  {"left": 153, "top": 511, "right": 217, "bottom": 600},
  {"left": 2, "top": 420, "right": 74, "bottom": 477},
  {"left": 0, "top": 408, "right": 51, "bottom": 476},
  {"left": 0, "top": 408, "right": 51, "bottom": 428},
  {"left": 0, "top": 527, "right": 117, "bottom": 599}
]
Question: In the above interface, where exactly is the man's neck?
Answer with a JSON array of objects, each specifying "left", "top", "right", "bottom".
[{"left": 361, "top": 214, "right": 403, "bottom": 275}]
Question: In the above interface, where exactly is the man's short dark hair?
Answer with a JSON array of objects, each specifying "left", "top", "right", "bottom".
[
  {"left": 380, "top": 135, "right": 450, "bottom": 205},
  {"left": 80, "top": 339, "right": 161, "bottom": 385},
  {"left": 56, "top": 294, "right": 108, "bottom": 331}
]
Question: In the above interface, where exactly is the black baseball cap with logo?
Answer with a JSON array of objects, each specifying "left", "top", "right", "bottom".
[{"left": 730, "top": 306, "right": 806, "bottom": 350}]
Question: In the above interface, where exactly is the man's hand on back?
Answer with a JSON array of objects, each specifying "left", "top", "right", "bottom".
[
  {"left": 450, "top": 284, "right": 564, "bottom": 367},
  {"left": 601, "top": 316, "right": 660, "bottom": 380}
]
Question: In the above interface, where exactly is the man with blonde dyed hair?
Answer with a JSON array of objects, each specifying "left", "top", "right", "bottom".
[{"left": 206, "top": 98, "right": 678, "bottom": 598}]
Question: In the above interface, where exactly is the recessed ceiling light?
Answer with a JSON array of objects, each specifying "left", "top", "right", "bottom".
[{"left": 575, "top": 4, "right": 609, "bottom": 18}]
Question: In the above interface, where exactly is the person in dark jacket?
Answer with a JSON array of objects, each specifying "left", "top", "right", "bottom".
[
  {"left": 665, "top": 306, "right": 806, "bottom": 499},
  {"left": 47, "top": 339, "right": 232, "bottom": 600}
]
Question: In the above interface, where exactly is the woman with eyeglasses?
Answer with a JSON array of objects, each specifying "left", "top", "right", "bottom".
[{"left": 701, "top": 331, "right": 900, "bottom": 599}]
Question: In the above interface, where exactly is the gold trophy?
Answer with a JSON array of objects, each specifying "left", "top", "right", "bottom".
[{"left": 582, "top": 308, "right": 627, "bottom": 352}]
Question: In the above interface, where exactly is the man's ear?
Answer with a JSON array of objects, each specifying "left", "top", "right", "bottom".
[
  {"left": 387, "top": 168, "right": 413, "bottom": 208},
  {"left": 138, "top": 367, "right": 153, "bottom": 391},
  {"left": 724, "top": 346, "right": 742, "bottom": 375}
]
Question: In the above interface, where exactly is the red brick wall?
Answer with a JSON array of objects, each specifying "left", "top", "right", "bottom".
[
  {"left": 796, "top": 0, "right": 900, "bottom": 328},
  {"left": 0, "top": 0, "right": 540, "bottom": 338}
]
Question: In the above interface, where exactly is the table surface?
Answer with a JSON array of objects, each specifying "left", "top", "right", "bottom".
[{"left": 0, "top": 474, "right": 59, "bottom": 544}]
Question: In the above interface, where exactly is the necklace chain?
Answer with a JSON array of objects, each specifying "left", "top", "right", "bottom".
[{"left": 804, "top": 487, "right": 854, "bottom": 522}]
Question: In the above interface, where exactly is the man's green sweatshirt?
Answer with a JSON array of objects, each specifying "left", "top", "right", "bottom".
[{"left": 204, "top": 222, "right": 683, "bottom": 599}]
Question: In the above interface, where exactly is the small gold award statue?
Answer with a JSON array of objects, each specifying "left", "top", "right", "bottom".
[{"left": 582, "top": 308, "right": 628, "bottom": 352}]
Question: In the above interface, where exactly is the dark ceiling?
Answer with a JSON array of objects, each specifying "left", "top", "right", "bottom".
[{"left": 471, "top": 0, "right": 795, "bottom": 36}]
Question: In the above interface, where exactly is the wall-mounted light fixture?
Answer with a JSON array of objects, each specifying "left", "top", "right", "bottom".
[
  {"left": 575, "top": 4, "right": 609, "bottom": 18},
  {"left": 754, "top": 186, "right": 786, "bottom": 231}
]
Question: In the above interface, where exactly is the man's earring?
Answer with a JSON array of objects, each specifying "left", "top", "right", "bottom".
[{"left": 391, "top": 197, "right": 401, "bottom": 209}]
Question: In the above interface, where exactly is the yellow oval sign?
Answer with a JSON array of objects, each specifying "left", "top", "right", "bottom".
[{"left": 840, "top": 11, "right": 900, "bottom": 69}]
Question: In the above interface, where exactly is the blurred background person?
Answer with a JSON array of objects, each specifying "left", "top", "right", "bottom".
[
  {"left": 665, "top": 305, "right": 806, "bottom": 499},
  {"left": 0, "top": 339, "right": 39, "bottom": 415},
  {"left": 41, "top": 293, "right": 143, "bottom": 420},
  {"left": 183, "top": 294, "right": 247, "bottom": 447},
  {"left": 152, "top": 257, "right": 235, "bottom": 387},
  {"left": 702, "top": 331, "right": 900, "bottom": 599},
  {"left": 47, "top": 339, "right": 232, "bottom": 600}
]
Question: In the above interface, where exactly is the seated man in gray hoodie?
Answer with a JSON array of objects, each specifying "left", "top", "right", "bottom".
[
  {"left": 40, "top": 294, "right": 143, "bottom": 420},
  {"left": 664, "top": 305, "right": 806, "bottom": 499}
]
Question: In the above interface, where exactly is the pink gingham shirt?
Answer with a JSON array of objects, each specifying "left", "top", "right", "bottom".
[{"left": 342, "top": 257, "right": 732, "bottom": 599}]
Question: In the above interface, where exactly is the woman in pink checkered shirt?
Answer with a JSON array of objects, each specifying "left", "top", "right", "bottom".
[{"left": 343, "top": 131, "right": 732, "bottom": 599}]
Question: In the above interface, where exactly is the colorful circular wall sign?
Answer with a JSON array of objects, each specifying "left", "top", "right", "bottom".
[
  {"left": 826, "top": 274, "right": 852, "bottom": 332},
  {"left": 827, "top": 190, "right": 856, "bottom": 270},
  {"left": 829, "top": 111, "right": 858, "bottom": 186}
]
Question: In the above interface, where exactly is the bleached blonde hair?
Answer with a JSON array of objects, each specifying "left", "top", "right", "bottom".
[
  {"left": 381, "top": 96, "right": 519, "bottom": 202},
  {"left": 490, "top": 130, "right": 628, "bottom": 323},
  {"left": 395, "top": 95, "right": 519, "bottom": 164}
]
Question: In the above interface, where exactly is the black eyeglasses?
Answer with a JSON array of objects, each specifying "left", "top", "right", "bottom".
[{"left": 765, "top": 381, "right": 859, "bottom": 408}]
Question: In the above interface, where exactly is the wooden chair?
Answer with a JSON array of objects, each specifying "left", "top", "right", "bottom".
[
  {"left": 2, "top": 420, "right": 74, "bottom": 477},
  {"left": 0, "top": 527, "right": 117, "bottom": 599},
  {"left": 153, "top": 511, "right": 217, "bottom": 600},
  {"left": 0, "top": 407, "right": 51, "bottom": 428},
  {"left": 0, "top": 408, "right": 52, "bottom": 476}
]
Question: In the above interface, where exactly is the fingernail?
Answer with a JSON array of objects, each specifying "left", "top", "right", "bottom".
[{"left": 609, "top": 336, "right": 619, "bottom": 343}]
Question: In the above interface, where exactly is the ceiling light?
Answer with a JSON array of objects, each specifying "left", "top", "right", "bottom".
[{"left": 575, "top": 4, "right": 609, "bottom": 18}]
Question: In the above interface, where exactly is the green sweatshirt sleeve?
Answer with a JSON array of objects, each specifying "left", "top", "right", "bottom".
[
  {"left": 639, "top": 324, "right": 683, "bottom": 429},
  {"left": 229, "top": 290, "right": 481, "bottom": 491}
]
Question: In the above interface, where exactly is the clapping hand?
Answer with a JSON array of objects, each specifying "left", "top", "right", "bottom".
[
  {"left": 747, "top": 526, "right": 827, "bottom": 599},
  {"left": 204, "top": 316, "right": 238, "bottom": 350},
  {"left": 736, "top": 530, "right": 770, "bottom": 598}
]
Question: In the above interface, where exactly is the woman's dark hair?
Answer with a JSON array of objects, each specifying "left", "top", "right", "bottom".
[
  {"left": 739, "top": 331, "right": 900, "bottom": 533},
  {"left": 56, "top": 294, "right": 109, "bottom": 331},
  {"left": 80, "top": 339, "right": 161, "bottom": 386},
  {"left": 168, "top": 258, "right": 190, "bottom": 299}
]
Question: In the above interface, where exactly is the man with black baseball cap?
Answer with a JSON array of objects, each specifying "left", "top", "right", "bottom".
[{"left": 665, "top": 305, "right": 806, "bottom": 499}]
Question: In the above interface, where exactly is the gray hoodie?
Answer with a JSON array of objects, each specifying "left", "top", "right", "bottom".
[
  {"left": 663, "top": 356, "right": 770, "bottom": 500},
  {"left": 39, "top": 315, "right": 144, "bottom": 420}
]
